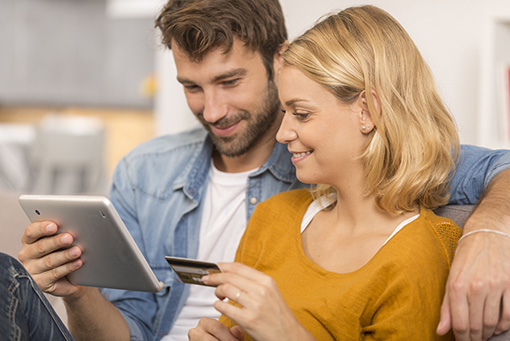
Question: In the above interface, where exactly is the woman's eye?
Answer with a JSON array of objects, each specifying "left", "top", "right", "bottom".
[{"left": 293, "top": 113, "right": 309, "bottom": 121}]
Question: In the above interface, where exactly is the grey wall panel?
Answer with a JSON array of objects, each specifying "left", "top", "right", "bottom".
[{"left": 0, "top": 0, "right": 155, "bottom": 108}]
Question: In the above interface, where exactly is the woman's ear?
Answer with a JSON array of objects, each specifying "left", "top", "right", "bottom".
[
  {"left": 358, "top": 90, "right": 379, "bottom": 134},
  {"left": 359, "top": 110, "right": 375, "bottom": 134}
]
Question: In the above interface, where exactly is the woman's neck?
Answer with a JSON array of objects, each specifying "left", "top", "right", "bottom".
[{"left": 303, "top": 187, "right": 419, "bottom": 274}]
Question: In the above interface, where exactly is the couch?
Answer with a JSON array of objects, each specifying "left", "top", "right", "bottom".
[
  {"left": 0, "top": 190, "right": 68, "bottom": 325},
  {"left": 1, "top": 191, "right": 508, "bottom": 339}
]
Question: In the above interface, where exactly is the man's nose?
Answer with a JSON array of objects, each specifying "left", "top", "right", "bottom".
[{"left": 202, "top": 90, "right": 227, "bottom": 123}]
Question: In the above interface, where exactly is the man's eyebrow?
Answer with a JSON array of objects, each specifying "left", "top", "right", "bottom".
[
  {"left": 177, "top": 68, "right": 248, "bottom": 85},
  {"left": 211, "top": 68, "right": 247, "bottom": 83},
  {"left": 176, "top": 76, "right": 194, "bottom": 84}
]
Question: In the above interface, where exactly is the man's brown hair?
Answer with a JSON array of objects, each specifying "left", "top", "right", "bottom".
[{"left": 155, "top": 0, "right": 287, "bottom": 78}]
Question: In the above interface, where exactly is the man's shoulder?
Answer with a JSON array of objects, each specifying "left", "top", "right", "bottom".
[
  {"left": 116, "top": 127, "right": 210, "bottom": 186},
  {"left": 111, "top": 127, "right": 210, "bottom": 198}
]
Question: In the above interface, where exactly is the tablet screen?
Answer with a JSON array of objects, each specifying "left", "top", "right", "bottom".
[{"left": 19, "top": 194, "right": 162, "bottom": 293}]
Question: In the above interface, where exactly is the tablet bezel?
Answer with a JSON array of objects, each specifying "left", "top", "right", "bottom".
[{"left": 19, "top": 194, "right": 161, "bottom": 293}]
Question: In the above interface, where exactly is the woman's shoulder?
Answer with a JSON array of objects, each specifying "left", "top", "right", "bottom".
[
  {"left": 373, "top": 207, "right": 462, "bottom": 273},
  {"left": 420, "top": 207, "right": 463, "bottom": 263},
  {"left": 261, "top": 188, "right": 312, "bottom": 208},
  {"left": 249, "top": 189, "right": 312, "bottom": 231}
]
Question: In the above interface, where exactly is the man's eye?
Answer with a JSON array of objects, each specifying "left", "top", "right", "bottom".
[
  {"left": 183, "top": 84, "right": 200, "bottom": 91},
  {"left": 222, "top": 79, "right": 240, "bottom": 86}
]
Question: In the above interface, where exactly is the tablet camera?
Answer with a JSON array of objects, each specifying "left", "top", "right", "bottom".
[{"left": 35, "top": 209, "right": 40, "bottom": 215}]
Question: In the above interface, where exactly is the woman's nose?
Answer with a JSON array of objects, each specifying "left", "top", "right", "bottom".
[{"left": 276, "top": 114, "right": 297, "bottom": 143}]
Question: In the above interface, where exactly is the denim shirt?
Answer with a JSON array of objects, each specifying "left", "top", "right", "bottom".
[{"left": 100, "top": 127, "right": 510, "bottom": 340}]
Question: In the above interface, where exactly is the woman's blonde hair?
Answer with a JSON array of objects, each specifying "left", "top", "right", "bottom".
[{"left": 283, "top": 5, "right": 459, "bottom": 213}]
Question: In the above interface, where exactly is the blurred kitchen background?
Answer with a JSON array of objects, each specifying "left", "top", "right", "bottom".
[
  {"left": 1, "top": 0, "right": 510, "bottom": 197},
  {"left": 0, "top": 0, "right": 159, "bottom": 196}
]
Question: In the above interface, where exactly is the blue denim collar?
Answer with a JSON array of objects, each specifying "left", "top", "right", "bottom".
[
  {"left": 251, "top": 141, "right": 296, "bottom": 183},
  {"left": 172, "top": 133, "right": 213, "bottom": 203},
  {"left": 173, "top": 133, "right": 296, "bottom": 202}
]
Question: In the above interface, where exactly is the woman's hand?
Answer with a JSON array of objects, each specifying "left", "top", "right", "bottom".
[{"left": 202, "top": 262, "right": 315, "bottom": 341}]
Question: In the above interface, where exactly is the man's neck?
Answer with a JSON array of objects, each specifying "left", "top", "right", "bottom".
[{"left": 213, "top": 135, "right": 277, "bottom": 173}]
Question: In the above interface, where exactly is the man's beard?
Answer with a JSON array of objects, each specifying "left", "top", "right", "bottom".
[{"left": 197, "top": 79, "right": 280, "bottom": 157}]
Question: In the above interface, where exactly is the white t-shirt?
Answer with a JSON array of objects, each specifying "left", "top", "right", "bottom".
[{"left": 163, "top": 161, "right": 255, "bottom": 340}]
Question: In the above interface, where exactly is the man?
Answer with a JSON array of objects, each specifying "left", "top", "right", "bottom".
[{"left": 15, "top": 0, "right": 510, "bottom": 340}]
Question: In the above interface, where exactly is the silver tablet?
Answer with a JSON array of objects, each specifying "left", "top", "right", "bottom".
[{"left": 18, "top": 194, "right": 161, "bottom": 293}]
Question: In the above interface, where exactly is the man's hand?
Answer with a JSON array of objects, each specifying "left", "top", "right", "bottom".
[
  {"left": 18, "top": 221, "right": 131, "bottom": 340},
  {"left": 188, "top": 317, "right": 245, "bottom": 341},
  {"left": 437, "top": 170, "right": 510, "bottom": 340},
  {"left": 18, "top": 220, "right": 84, "bottom": 298}
]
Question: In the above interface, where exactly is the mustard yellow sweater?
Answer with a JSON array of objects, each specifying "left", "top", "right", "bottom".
[{"left": 220, "top": 189, "right": 461, "bottom": 340}]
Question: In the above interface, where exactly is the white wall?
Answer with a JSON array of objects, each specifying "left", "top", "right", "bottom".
[{"left": 155, "top": 0, "right": 510, "bottom": 147}]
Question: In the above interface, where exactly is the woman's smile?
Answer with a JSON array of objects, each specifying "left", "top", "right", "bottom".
[{"left": 290, "top": 150, "right": 313, "bottom": 163}]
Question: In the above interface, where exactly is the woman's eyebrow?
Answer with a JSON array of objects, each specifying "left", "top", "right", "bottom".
[{"left": 284, "top": 98, "right": 307, "bottom": 106}]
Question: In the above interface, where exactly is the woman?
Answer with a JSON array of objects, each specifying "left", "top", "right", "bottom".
[{"left": 190, "top": 5, "right": 461, "bottom": 340}]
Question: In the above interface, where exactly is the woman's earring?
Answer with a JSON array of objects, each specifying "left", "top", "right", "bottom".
[{"left": 361, "top": 124, "right": 373, "bottom": 133}]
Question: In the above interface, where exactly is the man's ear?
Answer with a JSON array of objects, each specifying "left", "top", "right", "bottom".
[{"left": 273, "top": 41, "right": 289, "bottom": 84}]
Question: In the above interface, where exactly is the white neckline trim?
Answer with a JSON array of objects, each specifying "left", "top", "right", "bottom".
[
  {"left": 300, "top": 196, "right": 334, "bottom": 233},
  {"left": 381, "top": 214, "right": 419, "bottom": 245}
]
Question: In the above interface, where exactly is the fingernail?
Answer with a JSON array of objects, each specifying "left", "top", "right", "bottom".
[
  {"left": 69, "top": 247, "right": 80, "bottom": 257},
  {"left": 61, "top": 234, "right": 72, "bottom": 245},
  {"left": 202, "top": 275, "right": 209, "bottom": 282},
  {"left": 45, "top": 223, "right": 56, "bottom": 233}
]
